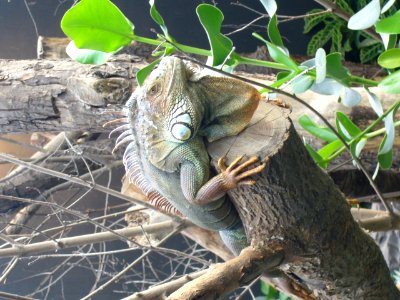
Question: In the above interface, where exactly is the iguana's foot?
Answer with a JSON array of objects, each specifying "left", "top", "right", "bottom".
[{"left": 217, "top": 155, "right": 266, "bottom": 190}]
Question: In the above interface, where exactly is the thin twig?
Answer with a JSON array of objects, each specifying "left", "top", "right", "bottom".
[
  {"left": 0, "top": 152, "right": 180, "bottom": 220},
  {"left": 81, "top": 225, "right": 184, "bottom": 300},
  {"left": 0, "top": 256, "right": 19, "bottom": 284},
  {"left": 0, "top": 220, "right": 180, "bottom": 258},
  {"left": 225, "top": 15, "right": 265, "bottom": 36},
  {"left": 122, "top": 269, "right": 208, "bottom": 300},
  {"left": 1, "top": 193, "right": 171, "bottom": 250},
  {"left": 0, "top": 291, "right": 37, "bottom": 300}
]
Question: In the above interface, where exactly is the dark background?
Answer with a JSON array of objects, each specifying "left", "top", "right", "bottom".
[{"left": 0, "top": 0, "right": 318, "bottom": 59}]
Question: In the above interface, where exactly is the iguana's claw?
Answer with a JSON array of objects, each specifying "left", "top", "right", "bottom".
[{"left": 218, "top": 155, "right": 265, "bottom": 190}]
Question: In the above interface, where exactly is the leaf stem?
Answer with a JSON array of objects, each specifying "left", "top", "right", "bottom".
[
  {"left": 326, "top": 100, "right": 400, "bottom": 161},
  {"left": 130, "top": 35, "right": 211, "bottom": 56},
  {"left": 132, "top": 34, "right": 380, "bottom": 87},
  {"left": 235, "top": 56, "right": 290, "bottom": 71},
  {"left": 349, "top": 75, "right": 379, "bottom": 86}
]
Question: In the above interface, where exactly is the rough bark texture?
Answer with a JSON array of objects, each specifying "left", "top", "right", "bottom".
[
  {"left": 208, "top": 102, "right": 399, "bottom": 299},
  {"left": 0, "top": 56, "right": 145, "bottom": 133},
  {"left": 167, "top": 247, "right": 285, "bottom": 300}
]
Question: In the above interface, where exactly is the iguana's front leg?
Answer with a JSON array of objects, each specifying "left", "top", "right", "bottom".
[{"left": 181, "top": 156, "right": 265, "bottom": 205}]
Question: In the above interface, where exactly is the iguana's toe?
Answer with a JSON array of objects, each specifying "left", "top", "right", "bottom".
[
  {"left": 236, "top": 163, "right": 266, "bottom": 180},
  {"left": 225, "top": 155, "right": 245, "bottom": 172},
  {"left": 220, "top": 155, "right": 265, "bottom": 189}
]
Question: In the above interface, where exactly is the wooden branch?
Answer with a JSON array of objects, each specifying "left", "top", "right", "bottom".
[
  {"left": 351, "top": 208, "right": 400, "bottom": 231},
  {"left": 123, "top": 270, "right": 208, "bottom": 300},
  {"left": 0, "top": 220, "right": 177, "bottom": 258},
  {"left": 0, "top": 56, "right": 145, "bottom": 133},
  {"left": 207, "top": 101, "right": 399, "bottom": 298},
  {"left": 167, "top": 247, "right": 285, "bottom": 300}
]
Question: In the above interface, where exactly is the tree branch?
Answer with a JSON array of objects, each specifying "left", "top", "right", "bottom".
[
  {"left": 167, "top": 247, "right": 285, "bottom": 300},
  {"left": 0, "top": 220, "right": 179, "bottom": 258}
]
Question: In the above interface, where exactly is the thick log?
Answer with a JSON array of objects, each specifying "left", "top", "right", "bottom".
[
  {"left": 208, "top": 101, "right": 399, "bottom": 299},
  {"left": 0, "top": 56, "right": 145, "bottom": 133}
]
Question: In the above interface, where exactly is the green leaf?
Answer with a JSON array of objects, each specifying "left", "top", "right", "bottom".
[
  {"left": 336, "top": 0, "right": 354, "bottom": 14},
  {"left": 360, "top": 43, "right": 383, "bottom": 64},
  {"left": 268, "top": 15, "right": 284, "bottom": 48},
  {"left": 326, "top": 52, "right": 350, "bottom": 85},
  {"left": 382, "top": 0, "right": 396, "bottom": 14},
  {"left": 378, "top": 69, "right": 400, "bottom": 94},
  {"left": 276, "top": 71, "right": 290, "bottom": 80},
  {"left": 304, "top": 9, "right": 327, "bottom": 34},
  {"left": 253, "top": 34, "right": 298, "bottom": 70},
  {"left": 307, "top": 22, "right": 337, "bottom": 56},
  {"left": 336, "top": 112, "right": 362, "bottom": 140},
  {"left": 260, "top": 0, "right": 277, "bottom": 17},
  {"left": 378, "top": 135, "right": 393, "bottom": 169},
  {"left": 271, "top": 71, "right": 297, "bottom": 88},
  {"left": 260, "top": 281, "right": 279, "bottom": 297},
  {"left": 291, "top": 75, "right": 314, "bottom": 94},
  {"left": 378, "top": 48, "right": 400, "bottom": 68},
  {"left": 149, "top": 0, "right": 174, "bottom": 41},
  {"left": 381, "top": 110, "right": 396, "bottom": 154},
  {"left": 61, "top": 0, "right": 134, "bottom": 53},
  {"left": 315, "top": 48, "right": 326, "bottom": 84},
  {"left": 196, "top": 4, "right": 233, "bottom": 66},
  {"left": 310, "top": 78, "right": 344, "bottom": 96},
  {"left": 358, "top": 37, "right": 380, "bottom": 48},
  {"left": 330, "top": 26, "right": 343, "bottom": 54},
  {"left": 65, "top": 41, "right": 113, "bottom": 64},
  {"left": 348, "top": 0, "right": 380, "bottom": 30},
  {"left": 376, "top": 11, "right": 400, "bottom": 34},
  {"left": 318, "top": 139, "right": 342, "bottom": 159},
  {"left": 340, "top": 87, "right": 362, "bottom": 107},
  {"left": 355, "top": 138, "right": 367, "bottom": 157},
  {"left": 298, "top": 115, "right": 337, "bottom": 142},
  {"left": 136, "top": 59, "right": 160, "bottom": 86},
  {"left": 305, "top": 143, "right": 327, "bottom": 168},
  {"left": 365, "top": 87, "right": 383, "bottom": 116}
]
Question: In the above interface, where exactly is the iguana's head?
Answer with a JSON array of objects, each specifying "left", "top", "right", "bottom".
[
  {"left": 139, "top": 57, "right": 201, "bottom": 143},
  {"left": 126, "top": 57, "right": 203, "bottom": 171}
]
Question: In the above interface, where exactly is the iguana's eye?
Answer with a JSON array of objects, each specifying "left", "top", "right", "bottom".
[
  {"left": 171, "top": 123, "right": 192, "bottom": 141},
  {"left": 148, "top": 83, "right": 160, "bottom": 95}
]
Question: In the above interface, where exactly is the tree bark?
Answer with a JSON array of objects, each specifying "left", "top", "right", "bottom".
[
  {"left": 0, "top": 56, "right": 144, "bottom": 133},
  {"left": 208, "top": 102, "right": 399, "bottom": 299}
]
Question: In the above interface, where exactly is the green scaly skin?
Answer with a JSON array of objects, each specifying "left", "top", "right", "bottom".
[{"left": 122, "top": 57, "right": 263, "bottom": 255}]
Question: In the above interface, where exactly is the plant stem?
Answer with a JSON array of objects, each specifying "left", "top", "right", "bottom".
[
  {"left": 365, "top": 120, "right": 400, "bottom": 139},
  {"left": 327, "top": 100, "right": 400, "bottom": 161},
  {"left": 349, "top": 75, "right": 378, "bottom": 86},
  {"left": 131, "top": 35, "right": 211, "bottom": 56},
  {"left": 132, "top": 34, "right": 379, "bottom": 87},
  {"left": 235, "top": 55, "right": 289, "bottom": 71}
]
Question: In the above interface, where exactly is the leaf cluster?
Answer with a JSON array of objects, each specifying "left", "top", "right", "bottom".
[{"left": 304, "top": 0, "right": 398, "bottom": 63}]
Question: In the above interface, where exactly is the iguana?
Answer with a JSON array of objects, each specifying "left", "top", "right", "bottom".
[{"left": 112, "top": 56, "right": 265, "bottom": 255}]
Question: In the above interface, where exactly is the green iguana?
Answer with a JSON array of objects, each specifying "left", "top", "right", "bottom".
[{"left": 112, "top": 56, "right": 264, "bottom": 255}]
